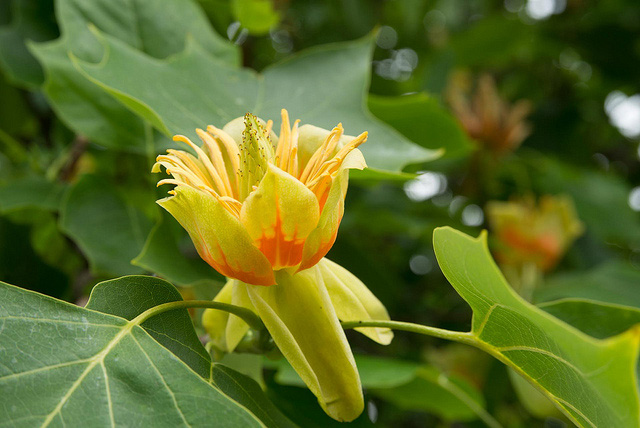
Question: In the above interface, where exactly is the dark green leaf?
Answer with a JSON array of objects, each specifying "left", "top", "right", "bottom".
[
  {"left": 539, "top": 298, "right": 640, "bottom": 339},
  {"left": 210, "top": 364, "right": 298, "bottom": 428},
  {"left": 535, "top": 261, "right": 640, "bottom": 309},
  {"left": 132, "top": 211, "right": 224, "bottom": 287},
  {"left": 368, "top": 93, "right": 473, "bottom": 159},
  {"left": 0, "top": 0, "right": 58, "bottom": 88},
  {"left": 86, "top": 275, "right": 212, "bottom": 378},
  {"left": 531, "top": 156, "right": 640, "bottom": 246},
  {"left": 372, "top": 367, "right": 493, "bottom": 424},
  {"left": 267, "top": 355, "right": 497, "bottom": 425},
  {"left": 59, "top": 175, "right": 152, "bottom": 275},
  {"left": 0, "top": 176, "right": 66, "bottom": 213},
  {"left": 265, "top": 378, "right": 374, "bottom": 428}
]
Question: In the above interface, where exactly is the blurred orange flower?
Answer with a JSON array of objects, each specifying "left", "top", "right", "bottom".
[{"left": 447, "top": 73, "right": 532, "bottom": 155}]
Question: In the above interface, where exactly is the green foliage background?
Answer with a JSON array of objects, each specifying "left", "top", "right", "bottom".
[{"left": 1, "top": 0, "right": 639, "bottom": 427}]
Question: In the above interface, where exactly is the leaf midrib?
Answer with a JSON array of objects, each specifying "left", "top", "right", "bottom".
[{"left": 40, "top": 320, "right": 136, "bottom": 427}]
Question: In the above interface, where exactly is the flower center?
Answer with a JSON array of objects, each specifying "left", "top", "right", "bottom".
[{"left": 154, "top": 109, "right": 367, "bottom": 217}]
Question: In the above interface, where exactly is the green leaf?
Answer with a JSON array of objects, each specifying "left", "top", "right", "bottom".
[
  {"left": 30, "top": 0, "right": 238, "bottom": 152},
  {"left": 83, "top": 275, "right": 296, "bottom": 427},
  {"left": 448, "top": 16, "right": 536, "bottom": 68},
  {"left": 210, "top": 364, "right": 298, "bottom": 428},
  {"left": 368, "top": 93, "right": 473, "bottom": 159},
  {"left": 0, "top": 281, "right": 265, "bottom": 427},
  {"left": 371, "top": 366, "right": 495, "bottom": 425},
  {"left": 59, "top": 175, "right": 152, "bottom": 276},
  {"left": 267, "top": 355, "right": 497, "bottom": 425},
  {"left": 0, "top": 0, "right": 58, "bottom": 88},
  {"left": 231, "top": 0, "right": 280, "bottom": 36},
  {"left": 539, "top": 298, "right": 640, "bottom": 339},
  {"left": 0, "top": 176, "right": 66, "bottom": 213},
  {"left": 433, "top": 227, "right": 640, "bottom": 428},
  {"left": 132, "top": 211, "right": 224, "bottom": 287},
  {"left": 531, "top": 155, "right": 640, "bottom": 246},
  {"left": 0, "top": 216, "right": 69, "bottom": 297},
  {"left": 535, "top": 261, "right": 640, "bottom": 309},
  {"left": 86, "top": 275, "right": 212, "bottom": 378},
  {"left": 72, "top": 28, "right": 439, "bottom": 173},
  {"left": 265, "top": 379, "right": 374, "bottom": 428},
  {"left": 269, "top": 354, "right": 419, "bottom": 389}
]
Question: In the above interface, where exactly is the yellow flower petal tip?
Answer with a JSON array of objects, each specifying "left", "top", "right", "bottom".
[{"left": 153, "top": 109, "right": 367, "bottom": 284}]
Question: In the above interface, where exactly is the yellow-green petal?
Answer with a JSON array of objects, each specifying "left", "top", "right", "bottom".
[
  {"left": 246, "top": 267, "right": 364, "bottom": 422},
  {"left": 202, "top": 280, "right": 255, "bottom": 353},
  {"left": 297, "top": 124, "right": 361, "bottom": 171},
  {"left": 202, "top": 280, "right": 234, "bottom": 352},
  {"left": 226, "top": 280, "right": 254, "bottom": 351},
  {"left": 319, "top": 258, "right": 393, "bottom": 345},
  {"left": 240, "top": 164, "right": 320, "bottom": 269},
  {"left": 158, "top": 185, "right": 275, "bottom": 285}
]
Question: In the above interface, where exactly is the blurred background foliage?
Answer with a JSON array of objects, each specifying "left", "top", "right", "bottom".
[{"left": 1, "top": 0, "right": 639, "bottom": 426}]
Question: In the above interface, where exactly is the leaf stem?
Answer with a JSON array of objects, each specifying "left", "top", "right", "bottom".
[
  {"left": 131, "top": 300, "right": 264, "bottom": 331},
  {"left": 341, "top": 320, "right": 475, "bottom": 345}
]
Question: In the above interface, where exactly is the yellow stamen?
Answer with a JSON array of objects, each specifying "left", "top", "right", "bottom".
[
  {"left": 275, "top": 109, "right": 292, "bottom": 172},
  {"left": 194, "top": 129, "right": 234, "bottom": 197},
  {"left": 171, "top": 136, "right": 229, "bottom": 196},
  {"left": 289, "top": 119, "right": 300, "bottom": 177},
  {"left": 163, "top": 149, "right": 216, "bottom": 190},
  {"left": 306, "top": 132, "right": 367, "bottom": 185},
  {"left": 206, "top": 125, "right": 241, "bottom": 183},
  {"left": 299, "top": 124, "right": 344, "bottom": 183}
]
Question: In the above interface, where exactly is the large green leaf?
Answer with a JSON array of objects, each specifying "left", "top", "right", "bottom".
[
  {"left": 433, "top": 227, "right": 640, "bottom": 428},
  {"left": 0, "top": 280, "right": 265, "bottom": 427},
  {"left": 59, "top": 175, "right": 152, "bottom": 275},
  {"left": 72, "top": 28, "right": 439, "bottom": 173},
  {"left": 83, "top": 275, "right": 297, "bottom": 427},
  {"left": 29, "top": 0, "right": 238, "bottom": 152}
]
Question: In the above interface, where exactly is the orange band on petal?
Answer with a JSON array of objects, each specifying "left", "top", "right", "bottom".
[
  {"left": 298, "top": 226, "right": 339, "bottom": 272},
  {"left": 199, "top": 241, "right": 275, "bottom": 286},
  {"left": 256, "top": 200, "right": 306, "bottom": 269}
]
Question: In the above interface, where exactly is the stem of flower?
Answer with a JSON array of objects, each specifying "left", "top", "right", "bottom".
[
  {"left": 341, "top": 320, "right": 475, "bottom": 345},
  {"left": 133, "top": 302, "right": 473, "bottom": 346},
  {"left": 131, "top": 300, "right": 264, "bottom": 331}
]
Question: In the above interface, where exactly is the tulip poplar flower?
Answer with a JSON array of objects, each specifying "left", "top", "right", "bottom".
[
  {"left": 447, "top": 73, "right": 532, "bottom": 155},
  {"left": 153, "top": 110, "right": 393, "bottom": 422},
  {"left": 486, "top": 195, "right": 584, "bottom": 272}
]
